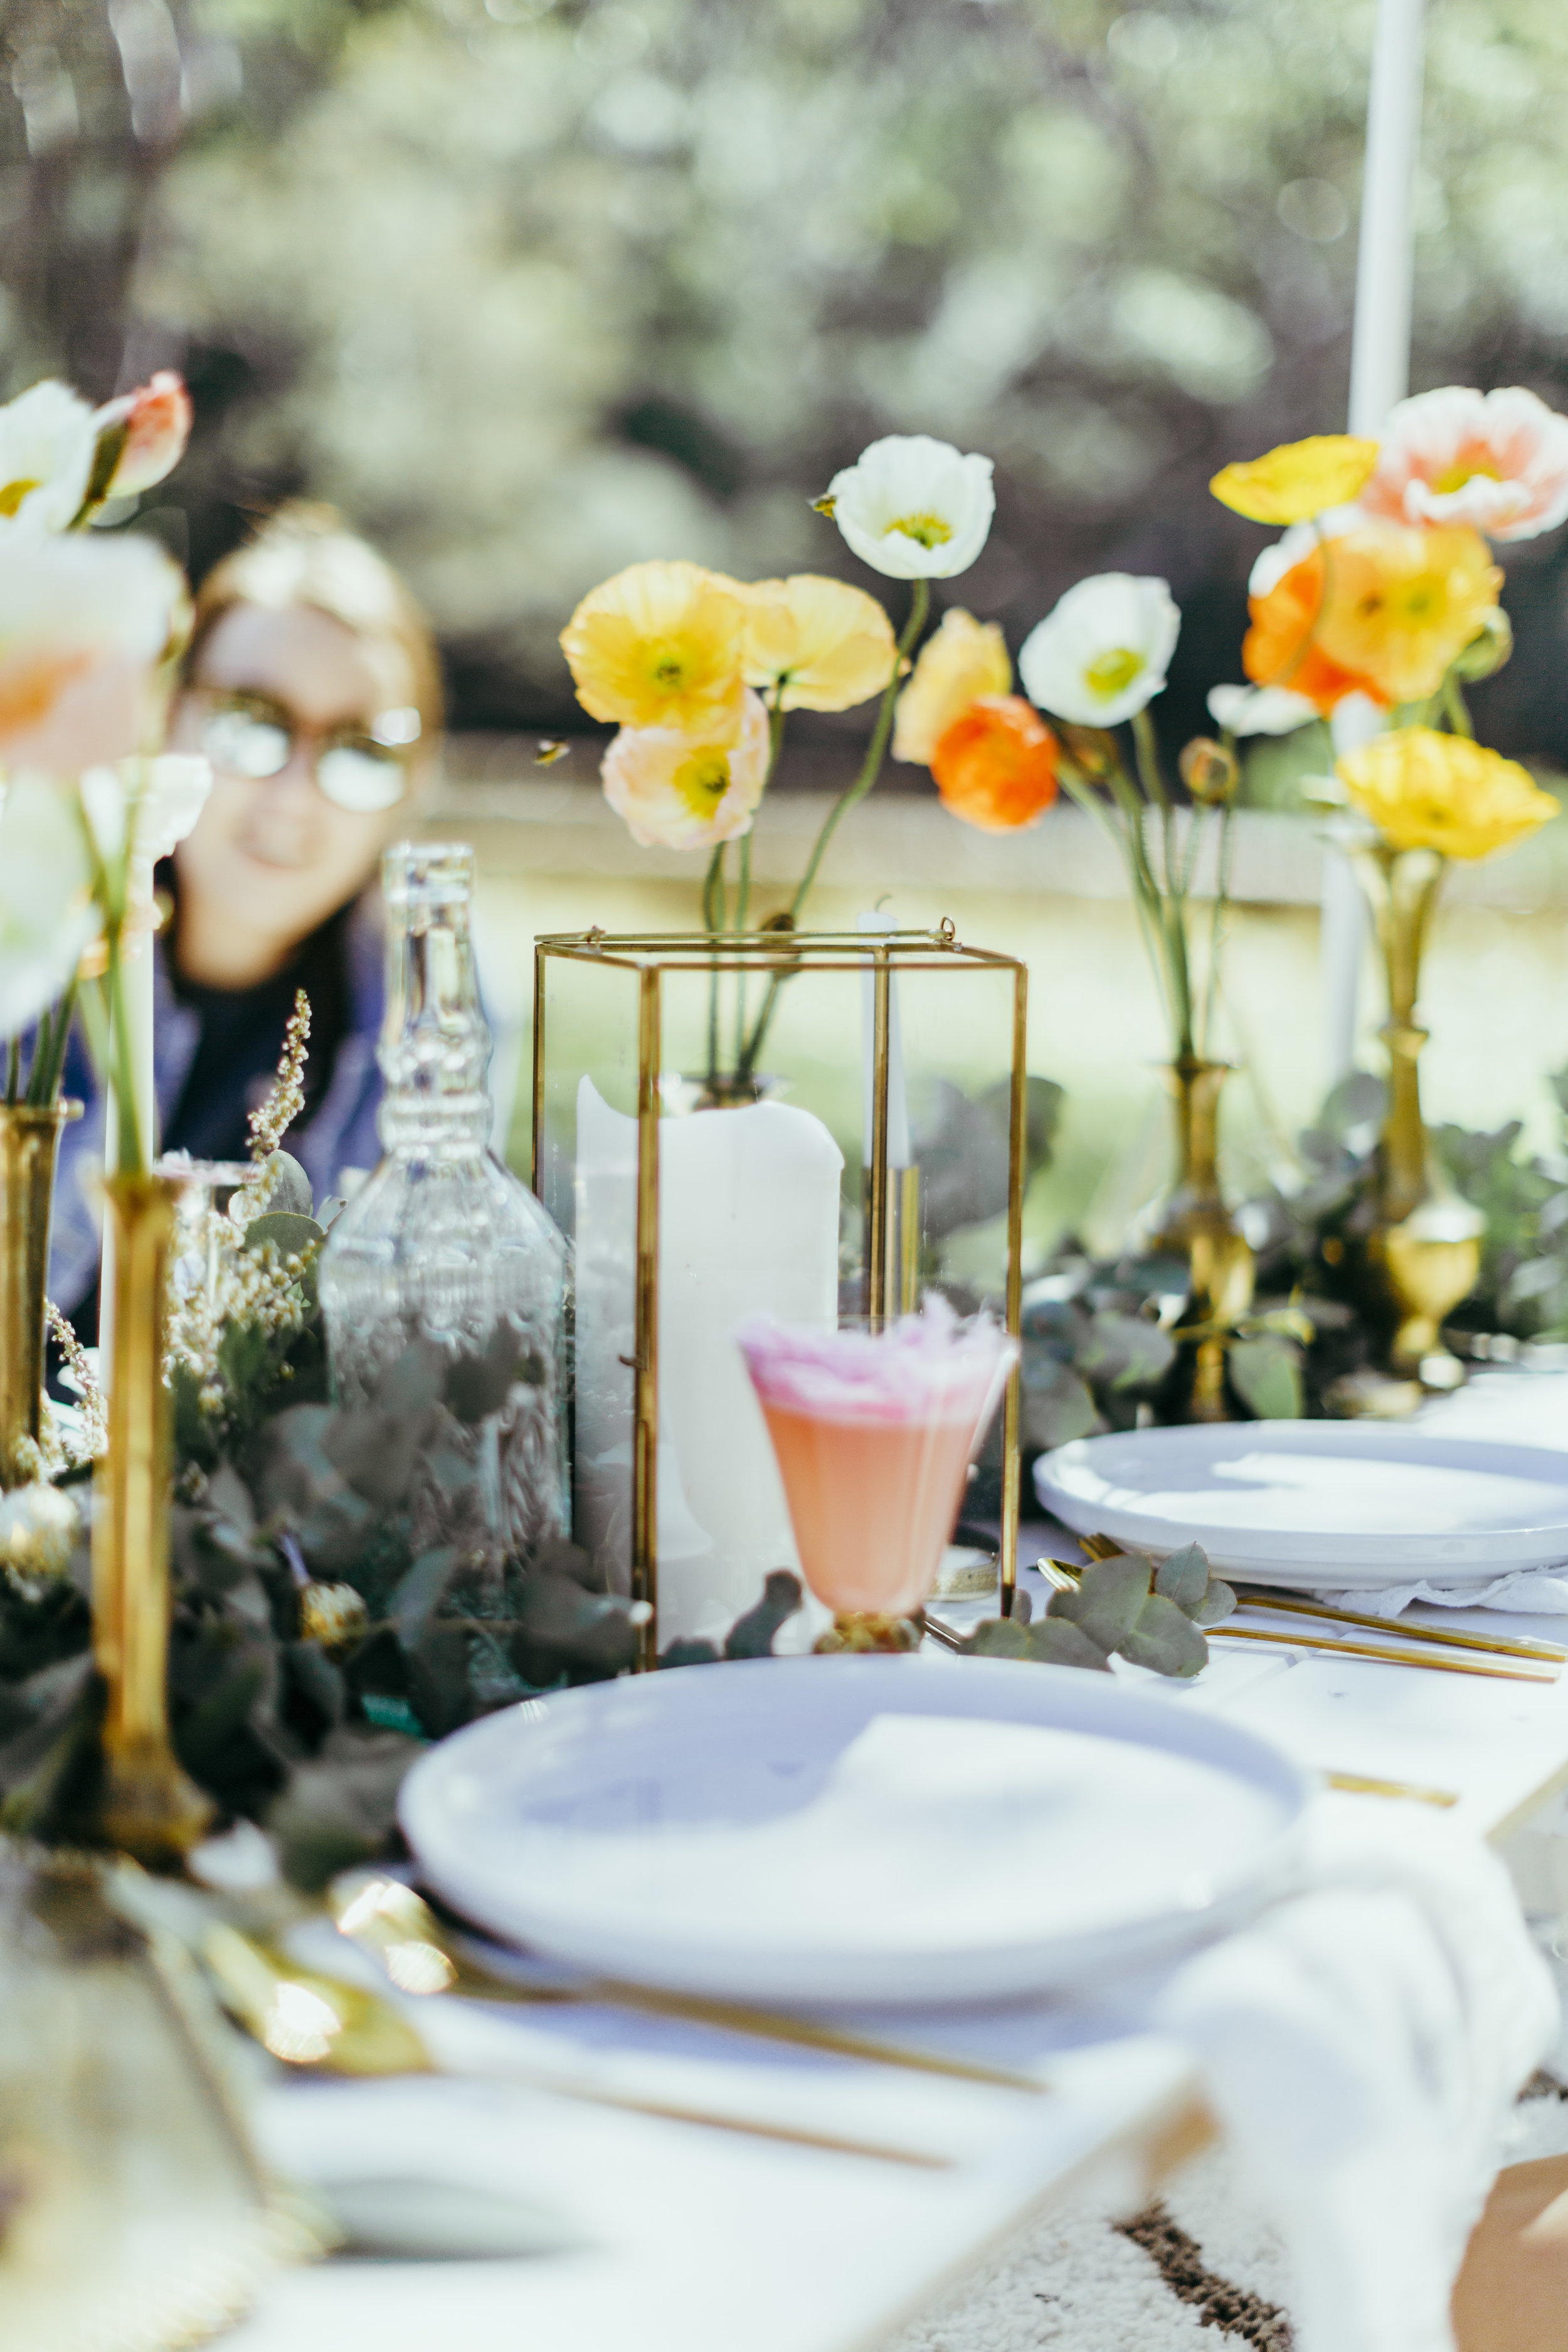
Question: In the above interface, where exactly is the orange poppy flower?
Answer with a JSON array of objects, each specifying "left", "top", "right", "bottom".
[
  {"left": 931, "top": 696, "right": 1059, "bottom": 832},
  {"left": 1242, "top": 546, "right": 1382, "bottom": 716}
]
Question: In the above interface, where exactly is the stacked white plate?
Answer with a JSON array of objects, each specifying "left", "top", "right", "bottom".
[
  {"left": 400, "top": 1655, "right": 1309, "bottom": 2008},
  {"left": 1035, "top": 1421, "right": 1568, "bottom": 1590}
]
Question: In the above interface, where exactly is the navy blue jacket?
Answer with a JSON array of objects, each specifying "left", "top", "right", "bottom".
[{"left": 50, "top": 893, "right": 386, "bottom": 1318}]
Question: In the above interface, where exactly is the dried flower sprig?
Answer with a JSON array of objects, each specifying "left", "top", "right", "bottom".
[
  {"left": 46, "top": 1298, "right": 107, "bottom": 1460},
  {"left": 166, "top": 1235, "right": 313, "bottom": 1424},
  {"left": 249, "top": 990, "right": 312, "bottom": 1165}
]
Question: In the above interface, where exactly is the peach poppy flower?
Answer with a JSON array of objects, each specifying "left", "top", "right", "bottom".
[
  {"left": 893, "top": 607, "right": 1011, "bottom": 763},
  {"left": 601, "top": 687, "right": 771, "bottom": 850},
  {"left": 931, "top": 696, "right": 1059, "bottom": 833},
  {"left": 0, "top": 528, "right": 185, "bottom": 773},
  {"left": 1360, "top": 386, "right": 1568, "bottom": 543},
  {"left": 95, "top": 370, "right": 194, "bottom": 500}
]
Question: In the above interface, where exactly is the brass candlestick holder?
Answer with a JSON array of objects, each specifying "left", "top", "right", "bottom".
[
  {"left": 92, "top": 1171, "right": 213, "bottom": 1868},
  {"left": 0, "top": 1099, "right": 82, "bottom": 1490},
  {"left": 1347, "top": 845, "right": 1482, "bottom": 1405},
  {"left": 1144, "top": 1058, "right": 1254, "bottom": 1422}
]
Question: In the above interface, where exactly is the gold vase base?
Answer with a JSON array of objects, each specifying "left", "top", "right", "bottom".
[
  {"left": 97, "top": 1743, "right": 216, "bottom": 1873},
  {"left": 814, "top": 1613, "right": 922, "bottom": 1655}
]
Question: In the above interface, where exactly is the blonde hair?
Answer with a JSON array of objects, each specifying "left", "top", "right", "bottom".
[{"left": 188, "top": 501, "right": 444, "bottom": 741}]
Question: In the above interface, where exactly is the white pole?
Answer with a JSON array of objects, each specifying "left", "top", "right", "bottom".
[{"left": 1322, "top": 0, "right": 1428, "bottom": 1086}]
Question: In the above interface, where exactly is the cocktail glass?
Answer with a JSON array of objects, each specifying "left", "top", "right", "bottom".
[{"left": 736, "top": 1306, "right": 1017, "bottom": 1653}]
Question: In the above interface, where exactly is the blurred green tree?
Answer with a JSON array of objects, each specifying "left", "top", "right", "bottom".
[{"left": 4, "top": 0, "right": 1568, "bottom": 760}]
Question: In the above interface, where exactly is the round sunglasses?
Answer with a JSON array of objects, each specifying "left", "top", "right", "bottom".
[{"left": 195, "top": 689, "right": 421, "bottom": 814}]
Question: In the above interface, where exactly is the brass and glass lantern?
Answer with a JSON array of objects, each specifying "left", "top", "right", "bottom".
[{"left": 532, "top": 925, "right": 1029, "bottom": 1668}]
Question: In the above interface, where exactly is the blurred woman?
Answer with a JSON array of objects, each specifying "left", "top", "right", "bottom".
[{"left": 52, "top": 502, "right": 443, "bottom": 1326}]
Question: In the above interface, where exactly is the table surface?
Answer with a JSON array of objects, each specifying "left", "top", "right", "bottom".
[{"left": 227, "top": 1372, "right": 1568, "bottom": 2352}]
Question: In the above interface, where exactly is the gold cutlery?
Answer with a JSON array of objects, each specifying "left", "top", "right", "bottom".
[
  {"left": 329, "top": 1873, "right": 1047, "bottom": 2100},
  {"left": 1207, "top": 1621, "right": 1557, "bottom": 1682},
  {"left": 1071, "top": 1532, "right": 1560, "bottom": 1682},
  {"left": 200, "top": 1923, "right": 953, "bottom": 2169},
  {"left": 1325, "top": 1771, "right": 1457, "bottom": 1808},
  {"left": 1233, "top": 1589, "right": 1566, "bottom": 1665}
]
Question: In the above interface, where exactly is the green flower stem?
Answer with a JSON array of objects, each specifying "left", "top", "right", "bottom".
[
  {"left": 1058, "top": 765, "right": 1173, "bottom": 1040},
  {"left": 736, "top": 578, "right": 929, "bottom": 1082},
  {"left": 1200, "top": 800, "right": 1236, "bottom": 1061},
  {"left": 787, "top": 575, "right": 929, "bottom": 928},
  {"left": 1442, "top": 671, "right": 1475, "bottom": 738},
  {"left": 29, "top": 977, "right": 76, "bottom": 1107},
  {"left": 701, "top": 842, "right": 726, "bottom": 935},
  {"left": 103, "top": 938, "right": 146, "bottom": 1179}
]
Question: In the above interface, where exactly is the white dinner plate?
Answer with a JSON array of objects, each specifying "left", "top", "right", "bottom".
[
  {"left": 1035, "top": 1421, "right": 1568, "bottom": 1588},
  {"left": 400, "top": 1655, "right": 1308, "bottom": 2006}
]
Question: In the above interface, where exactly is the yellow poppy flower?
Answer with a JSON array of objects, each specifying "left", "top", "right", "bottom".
[
  {"left": 560, "top": 559, "right": 746, "bottom": 738},
  {"left": 1336, "top": 728, "right": 1557, "bottom": 861},
  {"left": 1314, "top": 524, "right": 1502, "bottom": 706},
  {"left": 1210, "top": 435, "right": 1381, "bottom": 525},
  {"left": 741, "top": 575, "right": 898, "bottom": 711},
  {"left": 892, "top": 607, "right": 1011, "bottom": 763}
]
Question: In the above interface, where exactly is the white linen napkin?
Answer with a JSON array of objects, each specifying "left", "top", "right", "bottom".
[
  {"left": 1313, "top": 1567, "right": 1568, "bottom": 1617},
  {"left": 1151, "top": 1799, "right": 1557, "bottom": 2352}
]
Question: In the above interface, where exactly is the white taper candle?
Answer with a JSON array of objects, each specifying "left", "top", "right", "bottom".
[{"left": 1322, "top": 0, "right": 1428, "bottom": 1085}]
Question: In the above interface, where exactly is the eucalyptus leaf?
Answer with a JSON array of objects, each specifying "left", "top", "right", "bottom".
[
  {"left": 1026, "top": 1618, "right": 1113, "bottom": 1672},
  {"left": 964, "top": 1616, "right": 1034, "bottom": 1660},
  {"left": 1120, "top": 1593, "right": 1208, "bottom": 1678},
  {"left": 724, "top": 1571, "right": 803, "bottom": 1660},
  {"left": 1076, "top": 1311, "right": 1177, "bottom": 1392},
  {"left": 391, "top": 1547, "right": 458, "bottom": 1652},
  {"left": 1020, "top": 1366, "right": 1098, "bottom": 1451},
  {"left": 1153, "top": 1541, "right": 1209, "bottom": 1612},
  {"left": 1192, "top": 1578, "right": 1237, "bottom": 1627},
  {"left": 1227, "top": 1333, "right": 1304, "bottom": 1421},
  {"left": 1047, "top": 1552, "right": 1150, "bottom": 1648},
  {"left": 243, "top": 1211, "right": 326, "bottom": 1259},
  {"left": 256, "top": 1151, "right": 315, "bottom": 1217}
]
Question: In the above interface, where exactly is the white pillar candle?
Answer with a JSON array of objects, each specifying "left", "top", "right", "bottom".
[
  {"left": 1322, "top": 0, "right": 1428, "bottom": 1085},
  {"left": 574, "top": 1077, "right": 842, "bottom": 1646}
]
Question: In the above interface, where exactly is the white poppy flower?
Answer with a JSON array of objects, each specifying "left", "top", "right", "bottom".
[
  {"left": 1019, "top": 574, "right": 1180, "bottom": 728},
  {"left": 822, "top": 435, "right": 995, "bottom": 580},
  {"left": 0, "top": 778, "right": 97, "bottom": 1032},
  {"left": 80, "top": 753, "right": 213, "bottom": 936},
  {"left": 1207, "top": 683, "right": 1318, "bottom": 738},
  {"left": 0, "top": 529, "right": 186, "bottom": 776},
  {"left": 0, "top": 381, "right": 99, "bottom": 534}
]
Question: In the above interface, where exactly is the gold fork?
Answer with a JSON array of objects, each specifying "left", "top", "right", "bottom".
[
  {"left": 328, "top": 1874, "right": 1048, "bottom": 2099},
  {"left": 201, "top": 1924, "right": 956, "bottom": 2170}
]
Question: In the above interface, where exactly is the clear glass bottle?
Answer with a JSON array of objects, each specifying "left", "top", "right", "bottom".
[{"left": 319, "top": 842, "right": 569, "bottom": 1563}]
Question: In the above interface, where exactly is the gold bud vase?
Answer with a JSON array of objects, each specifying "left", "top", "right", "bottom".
[
  {"left": 0, "top": 1099, "right": 82, "bottom": 1491},
  {"left": 92, "top": 1172, "right": 213, "bottom": 1868},
  {"left": 1147, "top": 1059, "right": 1254, "bottom": 1423},
  {"left": 1349, "top": 844, "right": 1482, "bottom": 1398}
]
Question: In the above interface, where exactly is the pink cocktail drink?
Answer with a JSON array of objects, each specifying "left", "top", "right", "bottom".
[{"left": 738, "top": 1307, "right": 1017, "bottom": 1630}]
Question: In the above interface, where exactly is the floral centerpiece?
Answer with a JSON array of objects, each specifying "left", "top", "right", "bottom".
[
  {"left": 1204, "top": 389, "right": 1564, "bottom": 1402},
  {"left": 0, "top": 369, "right": 222, "bottom": 1857},
  {"left": 559, "top": 432, "right": 998, "bottom": 1084}
]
